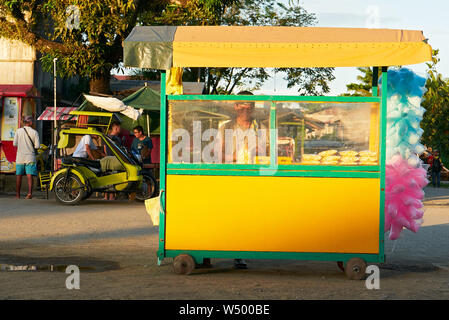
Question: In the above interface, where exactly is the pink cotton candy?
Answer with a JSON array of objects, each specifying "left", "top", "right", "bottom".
[{"left": 384, "top": 155, "right": 428, "bottom": 240}]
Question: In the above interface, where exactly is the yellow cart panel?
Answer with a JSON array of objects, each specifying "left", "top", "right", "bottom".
[{"left": 166, "top": 175, "right": 380, "bottom": 254}]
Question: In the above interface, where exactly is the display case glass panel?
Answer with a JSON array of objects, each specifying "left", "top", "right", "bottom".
[
  {"left": 276, "top": 101, "right": 379, "bottom": 166},
  {"left": 168, "top": 100, "right": 271, "bottom": 164}
]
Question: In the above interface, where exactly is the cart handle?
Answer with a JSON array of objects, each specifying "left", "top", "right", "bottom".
[{"left": 159, "top": 189, "right": 165, "bottom": 215}]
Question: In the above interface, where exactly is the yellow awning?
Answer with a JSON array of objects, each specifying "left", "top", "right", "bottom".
[{"left": 124, "top": 26, "right": 432, "bottom": 69}]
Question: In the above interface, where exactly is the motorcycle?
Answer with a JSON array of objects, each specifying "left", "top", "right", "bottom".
[
  {"left": 124, "top": 146, "right": 158, "bottom": 201},
  {"left": 49, "top": 111, "right": 157, "bottom": 205}
]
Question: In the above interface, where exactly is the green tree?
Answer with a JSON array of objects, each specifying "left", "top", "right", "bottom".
[
  {"left": 140, "top": 0, "right": 335, "bottom": 95},
  {"left": 1, "top": 0, "right": 334, "bottom": 95},
  {"left": 421, "top": 49, "right": 449, "bottom": 162},
  {"left": 0, "top": 0, "right": 167, "bottom": 93},
  {"left": 342, "top": 67, "right": 383, "bottom": 96}
]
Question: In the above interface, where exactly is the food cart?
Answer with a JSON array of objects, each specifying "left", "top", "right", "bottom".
[{"left": 124, "top": 26, "right": 432, "bottom": 279}]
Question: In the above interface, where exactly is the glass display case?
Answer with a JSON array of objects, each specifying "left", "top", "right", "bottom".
[{"left": 168, "top": 98, "right": 380, "bottom": 168}]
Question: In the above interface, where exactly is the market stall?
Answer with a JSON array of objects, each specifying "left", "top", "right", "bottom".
[
  {"left": 124, "top": 26, "right": 432, "bottom": 278},
  {"left": 0, "top": 85, "right": 39, "bottom": 173}
]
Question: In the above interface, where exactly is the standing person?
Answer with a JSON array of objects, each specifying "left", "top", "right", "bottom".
[
  {"left": 13, "top": 116, "right": 40, "bottom": 199},
  {"left": 218, "top": 91, "right": 268, "bottom": 165},
  {"left": 213, "top": 91, "right": 270, "bottom": 269},
  {"left": 431, "top": 150, "right": 445, "bottom": 188},
  {"left": 427, "top": 147, "right": 434, "bottom": 170},
  {"left": 103, "top": 121, "right": 122, "bottom": 200},
  {"left": 131, "top": 125, "right": 153, "bottom": 164}
]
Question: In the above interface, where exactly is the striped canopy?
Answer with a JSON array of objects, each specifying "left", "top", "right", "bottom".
[
  {"left": 37, "top": 107, "right": 78, "bottom": 121},
  {"left": 124, "top": 26, "right": 432, "bottom": 69}
]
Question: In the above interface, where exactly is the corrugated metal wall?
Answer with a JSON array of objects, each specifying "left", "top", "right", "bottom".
[{"left": 0, "top": 37, "right": 36, "bottom": 84}]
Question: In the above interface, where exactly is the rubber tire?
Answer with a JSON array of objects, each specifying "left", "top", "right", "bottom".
[
  {"left": 135, "top": 174, "right": 157, "bottom": 201},
  {"left": 173, "top": 254, "right": 195, "bottom": 275},
  {"left": 82, "top": 190, "right": 93, "bottom": 200},
  {"left": 54, "top": 173, "right": 86, "bottom": 206},
  {"left": 345, "top": 258, "right": 367, "bottom": 280}
]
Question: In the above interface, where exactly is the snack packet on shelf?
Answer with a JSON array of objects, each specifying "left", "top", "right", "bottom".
[
  {"left": 359, "top": 150, "right": 377, "bottom": 158},
  {"left": 321, "top": 155, "right": 340, "bottom": 162},
  {"left": 302, "top": 154, "right": 321, "bottom": 162},
  {"left": 359, "top": 156, "right": 378, "bottom": 165},
  {"left": 340, "top": 156, "right": 359, "bottom": 165},
  {"left": 319, "top": 149, "right": 338, "bottom": 157},
  {"left": 300, "top": 161, "right": 321, "bottom": 165},
  {"left": 339, "top": 150, "right": 359, "bottom": 157},
  {"left": 321, "top": 161, "right": 339, "bottom": 165}
]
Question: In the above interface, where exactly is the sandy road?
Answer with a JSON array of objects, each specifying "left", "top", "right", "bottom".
[{"left": 0, "top": 187, "right": 448, "bottom": 299}]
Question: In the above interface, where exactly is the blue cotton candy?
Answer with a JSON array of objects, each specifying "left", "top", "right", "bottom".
[{"left": 384, "top": 68, "right": 427, "bottom": 165}]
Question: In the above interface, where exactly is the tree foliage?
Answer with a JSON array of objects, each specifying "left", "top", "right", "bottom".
[
  {"left": 1, "top": 0, "right": 335, "bottom": 95},
  {"left": 421, "top": 49, "right": 449, "bottom": 162},
  {"left": 342, "top": 51, "right": 449, "bottom": 162},
  {"left": 137, "top": 0, "right": 335, "bottom": 95},
  {"left": 342, "top": 67, "right": 383, "bottom": 96},
  {"left": 0, "top": 0, "right": 167, "bottom": 93}
]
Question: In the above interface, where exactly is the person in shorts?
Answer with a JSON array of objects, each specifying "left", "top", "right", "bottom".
[{"left": 13, "top": 116, "right": 40, "bottom": 199}]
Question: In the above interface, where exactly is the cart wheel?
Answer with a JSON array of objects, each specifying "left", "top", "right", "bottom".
[
  {"left": 337, "top": 261, "right": 345, "bottom": 272},
  {"left": 345, "top": 258, "right": 367, "bottom": 280},
  {"left": 173, "top": 254, "right": 195, "bottom": 275}
]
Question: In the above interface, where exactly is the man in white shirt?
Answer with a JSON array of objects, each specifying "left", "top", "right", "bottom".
[
  {"left": 73, "top": 134, "right": 104, "bottom": 160},
  {"left": 13, "top": 116, "right": 40, "bottom": 199}
]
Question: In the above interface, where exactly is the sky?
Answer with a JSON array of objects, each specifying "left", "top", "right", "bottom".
[{"left": 256, "top": 0, "right": 449, "bottom": 95}]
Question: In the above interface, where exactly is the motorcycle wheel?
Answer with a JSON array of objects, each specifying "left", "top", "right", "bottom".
[
  {"left": 82, "top": 190, "right": 93, "bottom": 200},
  {"left": 135, "top": 174, "right": 157, "bottom": 201},
  {"left": 54, "top": 173, "right": 86, "bottom": 205}
]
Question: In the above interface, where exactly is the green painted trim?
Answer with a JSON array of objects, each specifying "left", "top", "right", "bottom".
[
  {"left": 278, "top": 165, "right": 379, "bottom": 171},
  {"left": 160, "top": 68, "right": 386, "bottom": 262},
  {"left": 165, "top": 249, "right": 383, "bottom": 264},
  {"left": 167, "top": 169, "right": 380, "bottom": 179},
  {"left": 167, "top": 163, "right": 380, "bottom": 172},
  {"left": 158, "top": 71, "right": 167, "bottom": 259},
  {"left": 168, "top": 163, "right": 264, "bottom": 170},
  {"left": 167, "top": 94, "right": 381, "bottom": 103},
  {"left": 378, "top": 67, "right": 388, "bottom": 261}
]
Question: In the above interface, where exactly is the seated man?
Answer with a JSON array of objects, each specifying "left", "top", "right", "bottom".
[
  {"left": 73, "top": 134, "right": 105, "bottom": 160},
  {"left": 104, "top": 121, "right": 122, "bottom": 156}
]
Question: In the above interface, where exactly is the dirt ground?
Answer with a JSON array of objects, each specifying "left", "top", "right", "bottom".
[{"left": 0, "top": 186, "right": 448, "bottom": 300}]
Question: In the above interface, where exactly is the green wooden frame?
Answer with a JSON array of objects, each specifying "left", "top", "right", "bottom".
[
  {"left": 165, "top": 250, "right": 384, "bottom": 264},
  {"left": 158, "top": 67, "right": 387, "bottom": 265},
  {"left": 165, "top": 94, "right": 382, "bottom": 176},
  {"left": 158, "top": 71, "right": 167, "bottom": 261},
  {"left": 168, "top": 94, "right": 381, "bottom": 102}
]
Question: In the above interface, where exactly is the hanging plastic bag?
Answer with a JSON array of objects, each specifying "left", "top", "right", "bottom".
[{"left": 145, "top": 196, "right": 160, "bottom": 226}]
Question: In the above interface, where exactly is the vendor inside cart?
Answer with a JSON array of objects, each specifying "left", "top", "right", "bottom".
[{"left": 217, "top": 91, "right": 269, "bottom": 164}]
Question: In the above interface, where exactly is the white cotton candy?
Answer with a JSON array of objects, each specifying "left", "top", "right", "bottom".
[{"left": 407, "top": 154, "right": 421, "bottom": 167}]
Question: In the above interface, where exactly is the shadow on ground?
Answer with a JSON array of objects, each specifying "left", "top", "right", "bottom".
[{"left": 0, "top": 254, "right": 120, "bottom": 272}]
